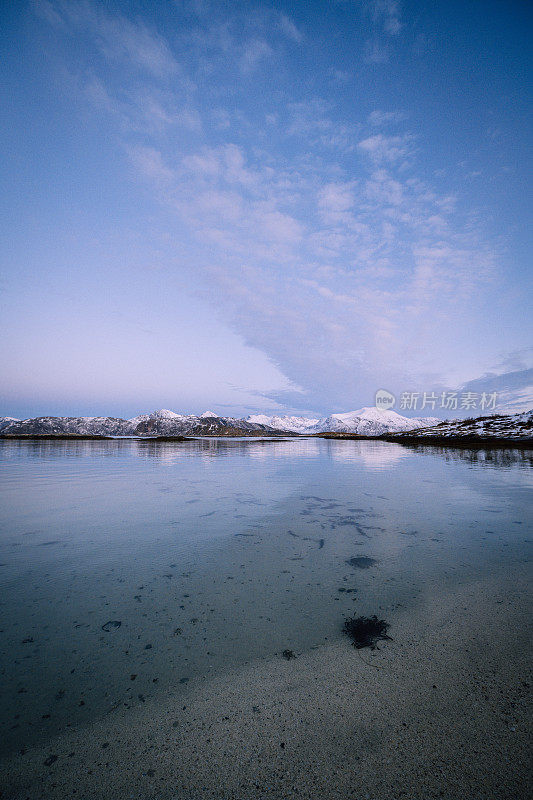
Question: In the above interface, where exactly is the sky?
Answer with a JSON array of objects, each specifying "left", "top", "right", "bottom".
[{"left": 0, "top": 0, "right": 532, "bottom": 420}]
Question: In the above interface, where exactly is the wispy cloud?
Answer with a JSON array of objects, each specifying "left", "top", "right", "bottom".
[
  {"left": 460, "top": 367, "right": 533, "bottom": 413},
  {"left": 331, "top": 68, "right": 352, "bottom": 83},
  {"left": 36, "top": 0, "right": 179, "bottom": 76},
  {"left": 128, "top": 145, "right": 175, "bottom": 185},
  {"left": 361, "top": 0, "right": 403, "bottom": 64},
  {"left": 287, "top": 99, "right": 360, "bottom": 151},
  {"left": 358, "top": 133, "right": 415, "bottom": 164},
  {"left": 240, "top": 38, "right": 273, "bottom": 73},
  {"left": 367, "top": 0, "right": 402, "bottom": 35},
  {"left": 34, "top": 0, "right": 503, "bottom": 411},
  {"left": 368, "top": 109, "right": 407, "bottom": 126},
  {"left": 125, "top": 116, "right": 497, "bottom": 407},
  {"left": 279, "top": 13, "right": 303, "bottom": 43}
]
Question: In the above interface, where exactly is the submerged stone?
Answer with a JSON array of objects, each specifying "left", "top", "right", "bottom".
[
  {"left": 282, "top": 649, "right": 296, "bottom": 660},
  {"left": 101, "top": 620, "right": 121, "bottom": 632},
  {"left": 343, "top": 615, "right": 391, "bottom": 649},
  {"left": 345, "top": 556, "right": 378, "bottom": 569}
]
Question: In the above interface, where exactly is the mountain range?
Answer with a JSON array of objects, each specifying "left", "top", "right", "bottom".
[
  {"left": 0, "top": 407, "right": 440, "bottom": 437},
  {"left": 246, "top": 407, "right": 440, "bottom": 435}
]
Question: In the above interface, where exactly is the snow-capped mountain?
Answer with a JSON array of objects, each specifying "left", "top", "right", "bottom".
[
  {"left": 0, "top": 407, "right": 442, "bottom": 437},
  {"left": 0, "top": 417, "right": 19, "bottom": 431},
  {"left": 312, "top": 407, "right": 441, "bottom": 435},
  {"left": 129, "top": 408, "right": 184, "bottom": 424},
  {"left": 248, "top": 407, "right": 440, "bottom": 435},
  {"left": 389, "top": 410, "right": 533, "bottom": 441},
  {"left": 0, "top": 410, "right": 290, "bottom": 437},
  {"left": 126, "top": 409, "right": 281, "bottom": 437},
  {"left": 0, "top": 416, "right": 135, "bottom": 436},
  {"left": 128, "top": 409, "right": 197, "bottom": 434},
  {"left": 246, "top": 414, "right": 320, "bottom": 433},
  {"left": 1, "top": 407, "right": 530, "bottom": 441}
]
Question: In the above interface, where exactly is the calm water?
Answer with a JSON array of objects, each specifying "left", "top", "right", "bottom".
[{"left": 0, "top": 437, "right": 531, "bottom": 755}]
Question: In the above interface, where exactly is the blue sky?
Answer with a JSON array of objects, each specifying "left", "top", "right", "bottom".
[{"left": 1, "top": 0, "right": 531, "bottom": 419}]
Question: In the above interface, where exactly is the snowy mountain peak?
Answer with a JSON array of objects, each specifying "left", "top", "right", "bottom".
[
  {"left": 128, "top": 408, "right": 189, "bottom": 426},
  {"left": 200, "top": 411, "right": 218, "bottom": 418},
  {"left": 0, "top": 416, "right": 19, "bottom": 432},
  {"left": 331, "top": 407, "right": 409, "bottom": 423},
  {"left": 246, "top": 414, "right": 321, "bottom": 433},
  {"left": 314, "top": 408, "right": 440, "bottom": 435},
  {"left": 153, "top": 409, "right": 182, "bottom": 419}
]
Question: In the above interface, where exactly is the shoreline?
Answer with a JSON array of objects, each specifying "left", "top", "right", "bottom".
[
  {"left": 0, "top": 433, "right": 294, "bottom": 441},
  {"left": 385, "top": 435, "right": 533, "bottom": 447},
  {"left": 316, "top": 433, "right": 533, "bottom": 446},
  {"left": 1, "top": 432, "right": 532, "bottom": 446},
  {"left": 2, "top": 565, "right": 531, "bottom": 800}
]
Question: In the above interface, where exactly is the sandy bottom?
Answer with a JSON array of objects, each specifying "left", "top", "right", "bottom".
[{"left": 1, "top": 566, "right": 531, "bottom": 800}]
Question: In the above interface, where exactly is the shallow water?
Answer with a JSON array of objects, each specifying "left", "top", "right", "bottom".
[{"left": 0, "top": 437, "right": 531, "bottom": 755}]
